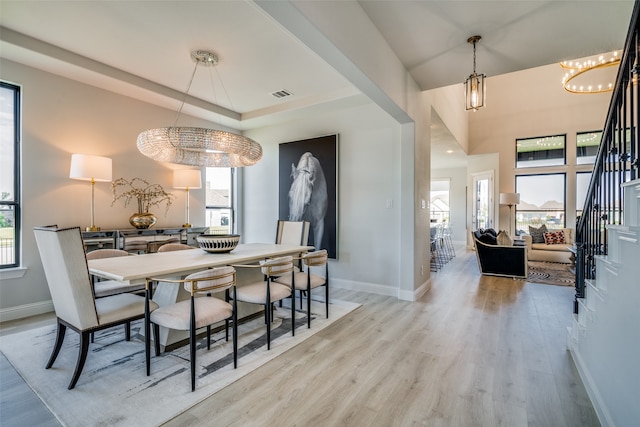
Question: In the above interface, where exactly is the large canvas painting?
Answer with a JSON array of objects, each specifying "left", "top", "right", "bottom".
[{"left": 279, "top": 134, "right": 338, "bottom": 259}]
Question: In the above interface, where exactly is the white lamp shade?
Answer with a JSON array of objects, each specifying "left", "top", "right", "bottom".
[
  {"left": 499, "top": 192, "right": 520, "bottom": 205},
  {"left": 173, "top": 169, "right": 202, "bottom": 189},
  {"left": 69, "top": 154, "right": 112, "bottom": 182}
]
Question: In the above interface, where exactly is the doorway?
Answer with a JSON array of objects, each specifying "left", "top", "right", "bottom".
[{"left": 472, "top": 171, "right": 494, "bottom": 231}]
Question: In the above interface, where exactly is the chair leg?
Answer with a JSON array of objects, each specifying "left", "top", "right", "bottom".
[
  {"left": 125, "top": 322, "right": 131, "bottom": 341},
  {"left": 153, "top": 324, "right": 160, "bottom": 357},
  {"left": 68, "top": 331, "right": 90, "bottom": 390},
  {"left": 46, "top": 319, "right": 66, "bottom": 369},
  {"left": 307, "top": 284, "right": 312, "bottom": 329},
  {"left": 190, "top": 296, "right": 196, "bottom": 392},
  {"left": 291, "top": 293, "right": 295, "bottom": 337},
  {"left": 190, "top": 322, "right": 196, "bottom": 392},
  {"left": 90, "top": 332, "right": 94, "bottom": 343},
  {"left": 266, "top": 303, "right": 271, "bottom": 350},
  {"left": 325, "top": 282, "right": 329, "bottom": 319}
]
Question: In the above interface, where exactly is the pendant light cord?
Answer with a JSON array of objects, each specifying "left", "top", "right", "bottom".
[{"left": 172, "top": 61, "right": 200, "bottom": 127}]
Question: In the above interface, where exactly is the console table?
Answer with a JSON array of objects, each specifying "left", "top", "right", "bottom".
[{"left": 81, "top": 227, "right": 208, "bottom": 253}]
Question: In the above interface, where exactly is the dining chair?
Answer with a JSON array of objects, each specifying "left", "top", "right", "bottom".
[
  {"left": 156, "top": 242, "right": 194, "bottom": 252},
  {"left": 86, "top": 249, "right": 144, "bottom": 297},
  {"left": 275, "top": 220, "right": 310, "bottom": 246},
  {"left": 275, "top": 220, "right": 310, "bottom": 272},
  {"left": 144, "top": 266, "right": 238, "bottom": 391},
  {"left": 274, "top": 250, "right": 329, "bottom": 328},
  {"left": 231, "top": 256, "right": 296, "bottom": 350},
  {"left": 33, "top": 226, "right": 158, "bottom": 389}
]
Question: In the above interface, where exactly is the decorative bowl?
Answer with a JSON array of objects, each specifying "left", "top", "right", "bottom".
[{"left": 196, "top": 234, "right": 240, "bottom": 253}]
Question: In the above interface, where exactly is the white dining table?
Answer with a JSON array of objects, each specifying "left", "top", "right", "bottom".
[
  {"left": 88, "top": 242, "right": 312, "bottom": 284},
  {"left": 87, "top": 242, "right": 313, "bottom": 349}
]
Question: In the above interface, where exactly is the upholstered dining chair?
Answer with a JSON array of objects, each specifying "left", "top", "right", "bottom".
[
  {"left": 144, "top": 266, "right": 238, "bottom": 391},
  {"left": 33, "top": 226, "right": 158, "bottom": 389},
  {"left": 156, "top": 242, "right": 194, "bottom": 252},
  {"left": 231, "top": 256, "right": 296, "bottom": 350},
  {"left": 276, "top": 220, "right": 310, "bottom": 272},
  {"left": 85, "top": 249, "right": 144, "bottom": 297},
  {"left": 275, "top": 220, "right": 310, "bottom": 246},
  {"left": 274, "top": 250, "right": 329, "bottom": 328}
]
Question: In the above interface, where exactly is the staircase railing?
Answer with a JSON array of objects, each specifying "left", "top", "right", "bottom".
[{"left": 574, "top": 0, "right": 640, "bottom": 314}]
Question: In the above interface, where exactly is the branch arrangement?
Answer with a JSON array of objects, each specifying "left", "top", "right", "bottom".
[{"left": 111, "top": 177, "right": 174, "bottom": 215}]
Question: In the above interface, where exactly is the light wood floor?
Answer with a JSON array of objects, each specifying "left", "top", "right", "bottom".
[{"left": 0, "top": 245, "right": 599, "bottom": 427}]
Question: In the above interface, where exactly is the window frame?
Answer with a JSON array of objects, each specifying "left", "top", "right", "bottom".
[
  {"left": 0, "top": 81, "right": 21, "bottom": 269},
  {"left": 205, "top": 167, "right": 236, "bottom": 234},
  {"left": 576, "top": 130, "right": 602, "bottom": 165},
  {"left": 516, "top": 133, "right": 567, "bottom": 168},
  {"left": 515, "top": 172, "right": 567, "bottom": 231}
]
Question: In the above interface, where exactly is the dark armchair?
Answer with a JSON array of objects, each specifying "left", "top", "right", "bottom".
[{"left": 472, "top": 230, "right": 528, "bottom": 278}]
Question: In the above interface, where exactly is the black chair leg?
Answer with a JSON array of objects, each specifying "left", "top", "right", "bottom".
[
  {"left": 190, "top": 324, "right": 196, "bottom": 392},
  {"left": 68, "top": 331, "right": 90, "bottom": 390},
  {"left": 46, "top": 320, "right": 66, "bottom": 369},
  {"left": 153, "top": 324, "right": 160, "bottom": 357},
  {"left": 307, "top": 285, "right": 312, "bottom": 329},
  {"left": 90, "top": 332, "right": 94, "bottom": 343},
  {"left": 325, "top": 283, "right": 329, "bottom": 318},
  {"left": 206, "top": 325, "right": 211, "bottom": 350},
  {"left": 266, "top": 303, "right": 271, "bottom": 350},
  {"left": 232, "top": 313, "right": 238, "bottom": 369},
  {"left": 125, "top": 322, "right": 131, "bottom": 341}
]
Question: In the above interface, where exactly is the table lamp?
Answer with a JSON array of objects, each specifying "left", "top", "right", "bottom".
[
  {"left": 173, "top": 169, "right": 202, "bottom": 228},
  {"left": 499, "top": 192, "right": 520, "bottom": 237},
  {"left": 69, "top": 154, "right": 112, "bottom": 231}
]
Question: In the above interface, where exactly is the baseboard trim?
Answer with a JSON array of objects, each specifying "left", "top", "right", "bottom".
[
  {"left": 0, "top": 300, "right": 54, "bottom": 323},
  {"left": 568, "top": 342, "right": 614, "bottom": 427},
  {"left": 332, "top": 278, "right": 431, "bottom": 302},
  {"left": 331, "top": 278, "right": 398, "bottom": 297}
]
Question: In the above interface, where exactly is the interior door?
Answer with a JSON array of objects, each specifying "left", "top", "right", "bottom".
[{"left": 472, "top": 171, "right": 494, "bottom": 231}]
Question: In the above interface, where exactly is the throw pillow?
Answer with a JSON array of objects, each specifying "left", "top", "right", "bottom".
[
  {"left": 496, "top": 230, "right": 512, "bottom": 246},
  {"left": 544, "top": 230, "right": 566, "bottom": 245},
  {"left": 528, "top": 224, "right": 548, "bottom": 243},
  {"left": 477, "top": 232, "right": 497, "bottom": 245},
  {"left": 483, "top": 228, "right": 498, "bottom": 237}
]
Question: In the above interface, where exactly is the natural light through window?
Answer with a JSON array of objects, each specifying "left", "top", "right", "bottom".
[{"left": 515, "top": 174, "right": 566, "bottom": 232}]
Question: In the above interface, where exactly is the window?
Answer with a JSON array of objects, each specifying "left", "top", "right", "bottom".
[
  {"left": 516, "top": 134, "right": 566, "bottom": 168},
  {"left": 577, "top": 131, "right": 601, "bottom": 164},
  {"left": 430, "top": 179, "right": 450, "bottom": 223},
  {"left": 0, "top": 82, "right": 20, "bottom": 268},
  {"left": 515, "top": 174, "right": 566, "bottom": 232},
  {"left": 576, "top": 172, "right": 592, "bottom": 218},
  {"left": 205, "top": 167, "right": 234, "bottom": 233}
]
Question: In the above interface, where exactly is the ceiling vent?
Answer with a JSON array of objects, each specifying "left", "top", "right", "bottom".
[{"left": 271, "top": 89, "right": 293, "bottom": 99}]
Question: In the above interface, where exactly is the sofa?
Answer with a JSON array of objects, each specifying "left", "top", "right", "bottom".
[
  {"left": 521, "top": 227, "right": 574, "bottom": 264},
  {"left": 472, "top": 230, "right": 528, "bottom": 278}
]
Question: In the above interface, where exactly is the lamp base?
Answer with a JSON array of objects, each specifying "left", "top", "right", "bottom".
[
  {"left": 182, "top": 223, "right": 192, "bottom": 228},
  {"left": 86, "top": 226, "right": 101, "bottom": 232}
]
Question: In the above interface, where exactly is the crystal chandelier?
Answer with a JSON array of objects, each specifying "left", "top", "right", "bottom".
[
  {"left": 464, "top": 35, "right": 486, "bottom": 111},
  {"left": 560, "top": 51, "right": 620, "bottom": 94},
  {"left": 137, "top": 50, "right": 263, "bottom": 167}
]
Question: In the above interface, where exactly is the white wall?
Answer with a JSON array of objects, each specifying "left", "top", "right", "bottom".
[{"left": 243, "top": 100, "right": 405, "bottom": 295}]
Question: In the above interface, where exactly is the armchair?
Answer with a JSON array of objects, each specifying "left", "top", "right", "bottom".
[{"left": 472, "top": 231, "right": 528, "bottom": 279}]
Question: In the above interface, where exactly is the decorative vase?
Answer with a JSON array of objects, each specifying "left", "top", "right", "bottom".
[{"left": 129, "top": 212, "right": 157, "bottom": 229}]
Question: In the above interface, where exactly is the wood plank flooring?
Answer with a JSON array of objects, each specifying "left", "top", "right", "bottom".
[{"left": 0, "top": 245, "right": 599, "bottom": 426}]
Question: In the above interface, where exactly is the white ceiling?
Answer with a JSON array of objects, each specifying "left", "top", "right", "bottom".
[{"left": 0, "top": 0, "right": 634, "bottom": 168}]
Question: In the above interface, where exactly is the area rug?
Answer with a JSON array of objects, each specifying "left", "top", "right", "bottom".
[
  {"left": 527, "top": 261, "right": 575, "bottom": 287},
  {"left": 0, "top": 298, "right": 359, "bottom": 427}
]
